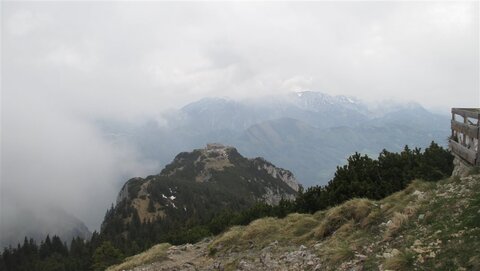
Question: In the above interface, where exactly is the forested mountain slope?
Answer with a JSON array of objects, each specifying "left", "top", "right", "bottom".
[{"left": 100, "top": 144, "right": 300, "bottom": 254}]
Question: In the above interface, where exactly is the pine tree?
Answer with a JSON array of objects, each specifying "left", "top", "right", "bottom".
[
  {"left": 92, "top": 241, "right": 123, "bottom": 271},
  {"left": 147, "top": 198, "right": 155, "bottom": 213}
]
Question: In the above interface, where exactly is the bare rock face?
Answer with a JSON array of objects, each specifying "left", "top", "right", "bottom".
[
  {"left": 261, "top": 187, "right": 296, "bottom": 205},
  {"left": 451, "top": 155, "right": 472, "bottom": 177},
  {"left": 253, "top": 157, "right": 301, "bottom": 192},
  {"left": 116, "top": 183, "right": 129, "bottom": 205}
]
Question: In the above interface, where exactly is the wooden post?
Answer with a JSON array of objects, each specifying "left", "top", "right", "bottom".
[
  {"left": 477, "top": 119, "right": 480, "bottom": 165},
  {"left": 451, "top": 112, "right": 455, "bottom": 138},
  {"left": 463, "top": 115, "right": 468, "bottom": 146}
]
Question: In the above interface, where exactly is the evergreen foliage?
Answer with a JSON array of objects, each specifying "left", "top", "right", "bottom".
[{"left": 91, "top": 242, "right": 123, "bottom": 271}]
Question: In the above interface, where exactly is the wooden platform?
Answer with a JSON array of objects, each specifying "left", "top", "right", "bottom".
[{"left": 450, "top": 108, "right": 480, "bottom": 166}]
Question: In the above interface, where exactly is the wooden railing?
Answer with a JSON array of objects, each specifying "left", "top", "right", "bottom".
[{"left": 449, "top": 108, "right": 480, "bottom": 166}]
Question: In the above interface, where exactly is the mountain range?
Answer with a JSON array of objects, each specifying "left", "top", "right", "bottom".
[{"left": 99, "top": 91, "right": 449, "bottom": 187}]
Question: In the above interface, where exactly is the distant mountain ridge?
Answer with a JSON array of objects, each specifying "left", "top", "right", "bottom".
[{"left": 97, "top": 91, "right": 450, "bottom": 186}]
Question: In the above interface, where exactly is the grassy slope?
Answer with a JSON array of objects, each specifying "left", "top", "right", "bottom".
[
  {"left": 106, "top": 243, "right": 170, "bottom": 271},
  {"left": 109, "top": 173, "right": 480, "bottom": 271}
]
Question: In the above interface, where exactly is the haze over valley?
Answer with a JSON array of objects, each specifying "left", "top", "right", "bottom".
[{"left": 98, "top": 91, "right": 450, "bottom": 187}]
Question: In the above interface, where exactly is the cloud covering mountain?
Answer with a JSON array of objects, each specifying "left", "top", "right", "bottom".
[
  {"left": 1, "top": 1, "right": 476, "bottom": 241},
  {"left": 98, "top": 92, "right": 450, "bottom": 187}
]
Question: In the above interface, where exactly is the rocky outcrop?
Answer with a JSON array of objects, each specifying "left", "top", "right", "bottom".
[
  {"left": 261, "top": 186, "right": 296, "bottom": 205},
  {"left": 116, "top": 182, "right": 130, "bottom": 205},
  {"left": 106, "top": 144, "right": 302, "bottom": 233},
  {"left": 451, "top": 155, "right": 473, "bottom": 177},
  {"left": 253, "top": 157, "right": 301, "bottom": 192}
]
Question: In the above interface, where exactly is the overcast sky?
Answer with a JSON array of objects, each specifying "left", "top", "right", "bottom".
[{"left": 1, "top": 1, "right": 479, "bottom": 230}]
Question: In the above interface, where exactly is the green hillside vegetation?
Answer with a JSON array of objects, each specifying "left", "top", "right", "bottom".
[
  {"left": 212, "top": 173, "right": 480, "bottom": 270},
  {"left": 0, "top": 142, "right": 454, "bottom": 271},
  {"left": 100, "top": 146, "right": 299, "bottom": 256},
  {"left": 109, "top": 170, "right": 480, "bottom": 271}
]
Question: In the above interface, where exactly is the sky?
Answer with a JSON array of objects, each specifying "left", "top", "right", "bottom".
[{"left": 1, "top": 1, "right": 479, "bottom": 231}]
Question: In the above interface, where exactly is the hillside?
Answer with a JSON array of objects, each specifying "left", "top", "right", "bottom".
[
  {"left": 100, "top": 144, "right": 300, "bottom": 253},
  {"left": 107, "top": 170, "right": 480, "bottom": 271},
  {"left": 0, "top": 141, "right": 455, "bottom": 271}
]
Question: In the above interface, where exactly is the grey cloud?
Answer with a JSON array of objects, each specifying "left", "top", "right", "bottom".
[{"left": 1, "top": 1, "right": 478, "bottom": 232}]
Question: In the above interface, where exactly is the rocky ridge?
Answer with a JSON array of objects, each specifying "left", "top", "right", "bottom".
[{"left": 105, "top": 144, "right": 301, "bottom": 229}]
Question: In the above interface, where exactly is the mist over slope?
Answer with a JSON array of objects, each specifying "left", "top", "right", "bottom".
[
  {"left": 0, "top": 201, "right": 91, "bottom": 249},
  {"left": 98, "top": 91, "right": 449, "bottom": 186}
]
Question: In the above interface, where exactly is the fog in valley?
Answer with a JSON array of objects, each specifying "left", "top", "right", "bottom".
[{"left": 1, "top": 1, "right": 478, "bottom": 247}]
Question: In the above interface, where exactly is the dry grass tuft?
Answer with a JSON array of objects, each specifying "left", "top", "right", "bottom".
[
  {"left": 320, "top": 241, "right": 354, "bottom": 264},
  {"left": 313, "top": 198, "right": 374, "bottom": 239},
  {"left": 242, "top": 217, "right": 280, "bottom": 240},
  {"left": 349, "top": 198, "right": 374, "bottom": 221},
  {"left": 211, "top": 213, "right": 324, "bottom": 252},
  {"left": 360, "top": 208, "right": 382, "bottom": 228},
  {"left": 286, "top": 214, "right": 319, "bottom": 237},
  {"left": 384, "top": 212, "right": 409, "bottom": 239},
  {"left": 106, "top": 243, "right": 170, "bottom": 271},
  {"left": 210, "top": 226, "right": 243, "bottom": 251},
  {"left": 334, "top": 219, "right": 354, "bottom": 237},
  {"left": 383, "top": 250, "right": 415, "bottom": 271},
  {"left": 312, "top": 210, "right": 326, "bottom": 220}
]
